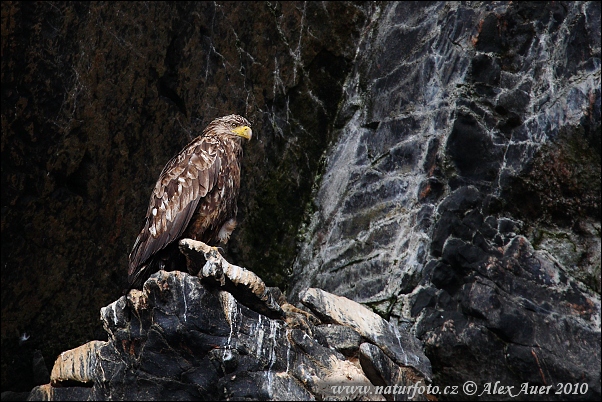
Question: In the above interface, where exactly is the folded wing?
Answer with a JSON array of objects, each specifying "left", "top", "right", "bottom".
[{"left": 128, "top": 137, "right": 222, "bottom": 286}]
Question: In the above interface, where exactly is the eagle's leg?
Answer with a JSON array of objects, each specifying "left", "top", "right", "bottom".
[{"left": 217, "top": 219, "right": 237, "bottom": 244}]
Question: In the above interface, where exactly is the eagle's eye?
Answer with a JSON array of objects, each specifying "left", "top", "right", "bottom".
[{"left": 230, "top": 122, "right": 237, "bottom": 128}]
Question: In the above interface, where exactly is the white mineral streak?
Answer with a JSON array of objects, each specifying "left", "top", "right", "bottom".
[
  {"left": 266, "top": 319, "right": 279, "bottom": 396},
  {"left": 285, "top": 328, "right": 291, "bottom": 374},
  {"left": 182, "top": 276, "right": 188, "bottom": 322},
  {"left": 292, "top": 2, "right": 601, "bottom": 318},
  {"left": 392, "top": 324, "right": 408, "bottom": 367},
  {"left": 100, "top": 297, "right": 126, "bottom": 329},
  {"left": 219, "top": 290, "right": 238, "bottom": 359},
  {"left": 256, "top": 314, "right": 264, "bottom": 358}
]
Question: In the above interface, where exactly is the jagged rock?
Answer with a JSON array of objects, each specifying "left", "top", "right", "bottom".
[
  {"left": 301, "top": 288, "right": 432, "bottom": 382},
  {"left": 27, "top": 385, "right": 92, "bottom": 402},
  {"left": 292, "top": 2, "right": 600, "bottom": 401},
  {"left": 179, "top": 238, "right": 283, "bottom": 319},
  {"left": 28, "top": 267, "right": 430, "bottom": 401},
  {"left": 286, "top": 329, "right": 382, "bottom": 401},
  {"left": 359, "top": 343, "right": 428, "bottom": 402},
  {"left": 31, "top": 350, "right": 50, "bottom": 387},
  {"left": 1, "top": 1, "right": 371, "bottom": 392},
  {"left": 314, "top": 324, "right": 362, "bottom": 357},
  {"left": 3, "top": 1, "right": 600, "bottom": 400},
  {"left": 49, "top": 341, "right": 105, "bottom": 386}
]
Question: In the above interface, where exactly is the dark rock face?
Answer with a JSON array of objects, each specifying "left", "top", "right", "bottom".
[
  {"left": 27, "top": 270, "right": 430, "bottom": 401},
  {"left": 292, "top": 1, "right": 600, "bottom": 400},
  {"left": 1, "top": 1, "right": 370, "bottom": 392},
  {"left": 3, "top": 1, "right": 600, "bottom": 400}
]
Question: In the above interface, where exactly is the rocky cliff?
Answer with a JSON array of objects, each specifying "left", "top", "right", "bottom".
[
  {"left": 29, "top": 241, "right": 432, "bottom": 400},
  {"left": 1, "top": 1, "right": 600, "bottom": 401},
  {"left": 2, "top": 1, "right": 371, "bottom": 394},
  {"left": 291, "top": 1, "right": 601, "bottom": 400}
]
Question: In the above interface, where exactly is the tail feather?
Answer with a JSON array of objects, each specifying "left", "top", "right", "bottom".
[{"left": 127, "top": 244, "right": 186, "bottom": 289}]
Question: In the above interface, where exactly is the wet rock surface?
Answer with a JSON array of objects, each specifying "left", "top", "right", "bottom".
[{"left": 292, "top": 1, "right": 600, "bottom": 400}]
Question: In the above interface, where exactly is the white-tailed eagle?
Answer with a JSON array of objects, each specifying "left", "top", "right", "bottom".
[{"left": 128, "top": 114, "right": 252, "bottom": 288}]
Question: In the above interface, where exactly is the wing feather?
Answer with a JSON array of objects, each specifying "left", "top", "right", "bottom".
[{"left": 128, "top": 136, "right": 222, "bottom": 284}]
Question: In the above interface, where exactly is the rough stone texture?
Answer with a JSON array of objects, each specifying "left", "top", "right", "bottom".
[
  {"left": 1, "top": 1, "right": 370, "bottom": 392},
  {"left": 27, "top": 270, "right": 430, "bottom": 401},
  {"left": 314, "top": 324, "right": 363, "bottom": 357},
  {"left": 301, "top": 288, "right": 432, "bottom": 381},
  {"left": 359, "top": 343, "right": 428, "bottom": 402},
  {"left": 49, "top": 340, "right": 105, "bottom": 385},
  {"left": 179, "top": 239, "right": 283, "bottom": 319},
  {"left": 291, "top": 1, "right": 600, "bottom": 401},
  {"left": 3, "top": 1, "right": 600, "bottom": 400}
]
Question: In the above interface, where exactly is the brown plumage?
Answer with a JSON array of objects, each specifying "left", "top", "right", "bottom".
[{"left": 128, "top": 114, "right": 252, "bottom": 288}]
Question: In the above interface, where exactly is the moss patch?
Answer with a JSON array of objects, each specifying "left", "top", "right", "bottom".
[{"left": 503, "top": 124, "right": 601, "bottom": 293}]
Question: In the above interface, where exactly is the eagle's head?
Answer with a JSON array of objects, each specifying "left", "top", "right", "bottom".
[{"left": 204, "top": 114, "right": 253, "bottom": 141}]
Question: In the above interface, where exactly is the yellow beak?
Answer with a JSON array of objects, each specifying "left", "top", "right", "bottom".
[{"left": 232, "top": 126, "right": 252, "bottom": 140}]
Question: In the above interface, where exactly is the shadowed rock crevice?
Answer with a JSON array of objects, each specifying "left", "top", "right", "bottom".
[
  {"left": 27, "top": 244, "right": 432, "bottom": 401},
  {"left": 291, "top": 2, "right": 600, "bottom": 400},
  {"left": 1, "top": 1, "right": 371, "bottom": 393},
  {"left": 2, "top": 1, "right": 600, "bottom": 400}
]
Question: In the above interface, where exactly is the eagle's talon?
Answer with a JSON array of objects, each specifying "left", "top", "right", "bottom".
[{"left": 208, "top": 246, "right": 221, "bottom": 259}]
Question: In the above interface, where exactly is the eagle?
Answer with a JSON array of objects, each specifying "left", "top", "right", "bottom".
[{"left": 128, "top": 114, "right": 252, "bottom": 289}]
